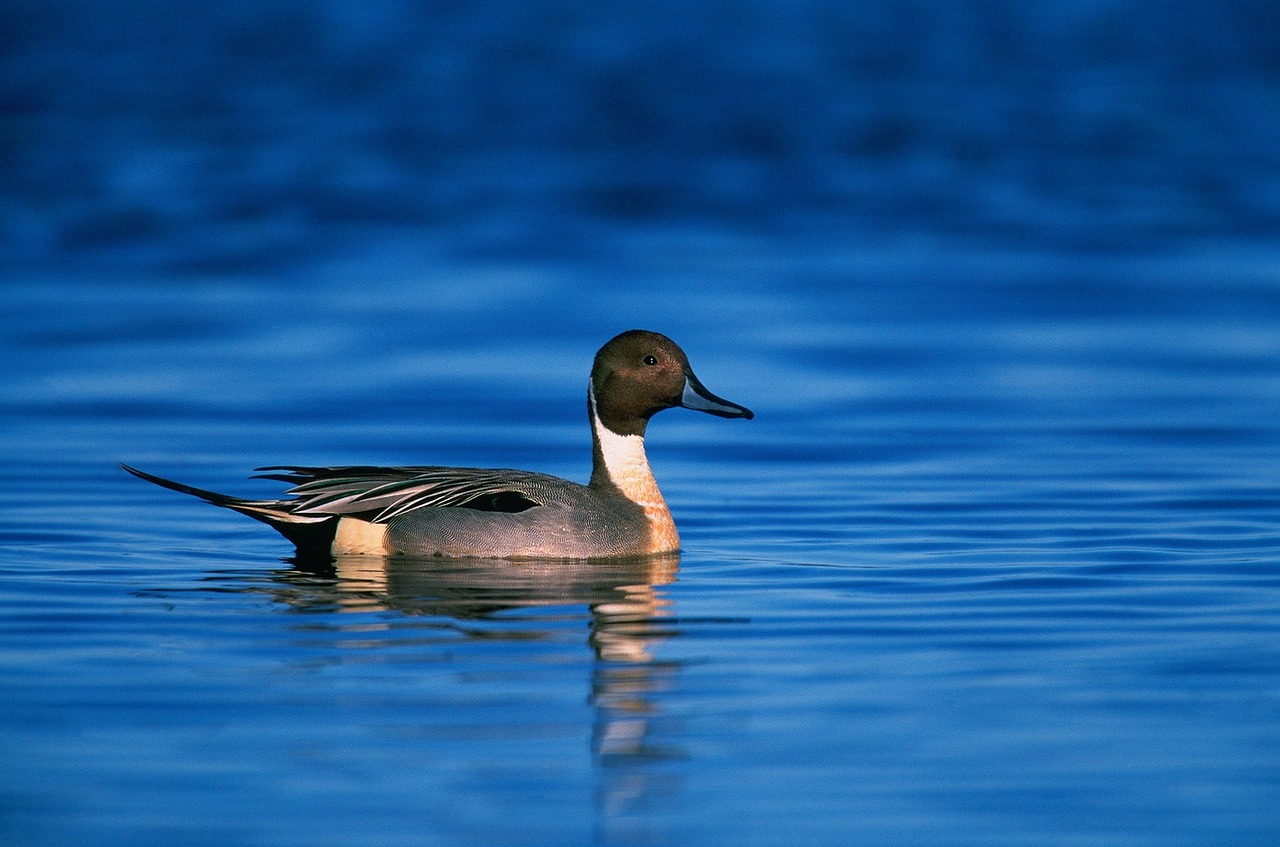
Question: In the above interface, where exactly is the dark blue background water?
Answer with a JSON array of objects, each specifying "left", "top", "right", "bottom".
[{"left": 3, "top": 3, "right": 1280, "bottom": 845}]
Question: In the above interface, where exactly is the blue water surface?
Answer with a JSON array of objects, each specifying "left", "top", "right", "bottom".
[
  {"left": 4, "top": 236, "right": 1279, "bottom": 846},
  {"left": 3, "top": 3, "right": 1280, "bottom": 846}
]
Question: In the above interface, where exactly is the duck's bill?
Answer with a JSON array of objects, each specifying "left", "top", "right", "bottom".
[{"left": 681, "top": 372, "right": 754, "bottom": 419}]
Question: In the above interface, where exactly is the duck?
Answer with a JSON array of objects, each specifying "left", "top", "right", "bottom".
[{"left": 123, "top": 330, "right": 753, "bottom": 560}]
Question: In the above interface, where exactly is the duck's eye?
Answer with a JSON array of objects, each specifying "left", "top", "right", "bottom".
[{"left": 643, "top": 354, "right": 658, "bottom": 366}]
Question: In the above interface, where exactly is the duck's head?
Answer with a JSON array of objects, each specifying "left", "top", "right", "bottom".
[{"left": 590, "top": 329, "right": 754, "bottom": 437}]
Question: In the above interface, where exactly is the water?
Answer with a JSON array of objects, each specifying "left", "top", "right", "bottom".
[
  {"left": 4, "top": 2, "right": 1280, "bottom": 845},
  {"left": 3, "top": 237, "right": 1278, "bottom": 845}
]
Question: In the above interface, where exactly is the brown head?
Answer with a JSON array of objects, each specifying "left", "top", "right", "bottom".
[{"left": 589, "top": 330, "right": 753, "bottom": 437}]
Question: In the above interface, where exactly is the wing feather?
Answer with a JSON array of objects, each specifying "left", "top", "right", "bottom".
[{"left": 252, "top": 465, "right": 555, "bottom": 521}]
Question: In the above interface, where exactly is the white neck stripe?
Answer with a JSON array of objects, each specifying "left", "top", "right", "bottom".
[
  {"left": 587, "top": 379, "right": 677, "bottom": 551},
  {"left": 590, "top": 381, "right": 661, "bottom": 505}
]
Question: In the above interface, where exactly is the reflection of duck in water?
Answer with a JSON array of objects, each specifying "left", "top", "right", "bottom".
[
  {"left": 125, "top": 330, "right": 751, "bottom": 559},
  {"left": 321, "top": 554, "right": 677, "bottom": 662},
  {"left": 271, "top": 552, "right": 681, "bottom": 758},
  {"left": 261, "top": 550, "right": 685, "bottom": 831}
]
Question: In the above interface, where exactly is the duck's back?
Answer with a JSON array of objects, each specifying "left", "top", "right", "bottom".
[{"left": 384, "top": 477, "right": 653, "bottom": 559}]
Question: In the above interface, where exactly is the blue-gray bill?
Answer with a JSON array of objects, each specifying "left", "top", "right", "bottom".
[{"left": 680, "top": 372, "right": 754, "bottom": 419}]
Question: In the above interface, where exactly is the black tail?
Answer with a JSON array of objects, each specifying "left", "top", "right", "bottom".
[{"left": 122, "top": 464, "right": 337, "bottom": 554}]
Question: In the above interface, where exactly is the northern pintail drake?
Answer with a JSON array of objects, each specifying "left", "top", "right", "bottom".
[{"left": 124, "top": 330, "right": 753, "bottom": 560}]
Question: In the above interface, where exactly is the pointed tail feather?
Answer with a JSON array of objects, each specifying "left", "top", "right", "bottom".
[
  {"left": 121, "top": 464, "right": 337, "bottom": 553},
  {"left": 123, "top": 464, "right": 267, "bottom": 512}
]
